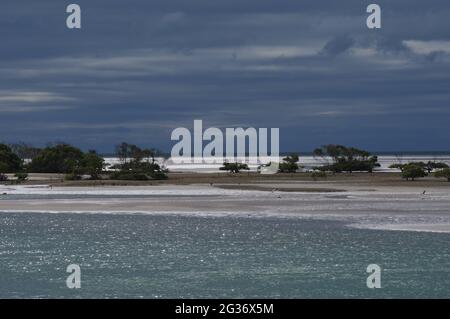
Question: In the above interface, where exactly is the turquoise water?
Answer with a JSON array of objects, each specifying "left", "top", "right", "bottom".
[{"left": 0, "top": 213, "right": 449, "bottom": 298}]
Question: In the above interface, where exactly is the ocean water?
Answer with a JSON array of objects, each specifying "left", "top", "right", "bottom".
[
  {"left": 0, "top": 213, "right": 449, "bottom": 298},
  {"left": 103, "top": 155, "right": 450, "bottom": 172}
]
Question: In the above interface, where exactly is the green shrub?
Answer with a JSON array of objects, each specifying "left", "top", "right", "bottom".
[
  {"left": 0, "top": 144, "right": 22, "bottom": 173},
  {"left": 112, "top": 143, "right": 167, "bottom": 180},
  {"left": 14, "top": 172, "right": 28, "bottom": 182},
  {"left": 401, "top": 164, "right": 426, "bottom": 181},
  {"left": 81, "top": 151, "right": 105, "bottom": 179},
  {"left": 29, "top": 144, "right": 84, "bottom": 173},
  {"left": 434, "top": 168, "right": 450, "bottom": 182},
  {"left": 149, "top": 170, "right": 168, "bottom": 180},
  {"left": 220, "top": 162, "right": 249, "bottom": 173},
  {"left": 278, "top": 155, "right": 300, "bottom": 173},
  {"left": 426, "top": 161, "right": 449, "bottom": 174},
  {"left": 313, "top": 145, "right": 380, "bottom": 173}
]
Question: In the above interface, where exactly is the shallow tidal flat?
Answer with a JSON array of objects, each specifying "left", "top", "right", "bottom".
[
  {"left": 1, "top": 179, "right": 450, "bottom": 298},
  {"left": 1, "top": 177, "right": 450, "bottom": 233}
]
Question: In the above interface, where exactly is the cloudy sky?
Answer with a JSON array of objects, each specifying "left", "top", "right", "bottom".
[{"left": 1, "top": 0, "right": 450, "bottom": 153}]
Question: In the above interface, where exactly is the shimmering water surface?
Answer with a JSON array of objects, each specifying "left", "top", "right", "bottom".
[{"left": 0, "top": 213, "right": 449, "bottom": 298}]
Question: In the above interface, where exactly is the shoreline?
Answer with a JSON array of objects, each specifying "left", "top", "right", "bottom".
[{"left": 2, "top": 179, "right": 450, "bottom": 233}]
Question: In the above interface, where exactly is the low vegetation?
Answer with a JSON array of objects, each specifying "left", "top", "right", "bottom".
[
  {"left": 434, "top": 168, "right": 450, "bottom": 182},
  {"left": 401, "top": 164, "right": 427, "bottom": 181},
  {"left": 0, "top": 144, "right": 24, "bottom": 182},
  {"left": 26, "top": 144, "right": 105, "bottom": 180},
  {"left": 14, "top": 172, "right": 28, "bottom": 183},
  {"left": 0, "top": 141, "right": 167, "bottom": 183},
  {"left": 390, "top": 161, "right": 448, "bottom": 174},
  {"left": 110, "top": 142, "right": 167, "bottom": 180},
  {"left": 313, "top": 144, "right": 380, "bottom": 173},
  {"left": 0, "top": 144, "right": 22, "bottom": 173},
  {"left": 390, "top": 161, "right": 449, "bottom": 181},
  {"left": 278, "top": 155, "right": 300, "bottom": 173},
  {"left": 1, "top": 141, "right": 449, "bottom": 184},
  {"left": 220, "top": 162, "right": 250, "bottom": 173}
]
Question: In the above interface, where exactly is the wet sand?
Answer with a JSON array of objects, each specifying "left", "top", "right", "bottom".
[{"left": 2, "top": 179, "right": 450, "bottom": 233}]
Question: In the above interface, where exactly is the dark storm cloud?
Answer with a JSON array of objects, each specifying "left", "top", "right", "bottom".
[
  {"left": 1, "top": 0, "right": 450, "bottom": 152},
  {"left": 320, "top": 35, "right": 355, "bottom": 57},
  {"left": 374, "top": 36, "right": 410, "bottom": 54}
]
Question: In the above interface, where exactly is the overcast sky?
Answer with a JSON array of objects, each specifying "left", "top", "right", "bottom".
[{"left": 1, "top": 1, "right": 450, "bottom": 153}]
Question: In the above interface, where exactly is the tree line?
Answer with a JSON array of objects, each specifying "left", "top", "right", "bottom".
[
  {"left": 220, "top": 144, "right": 450, "bottom": 182},
  {"left": 1, "top": 142, "right": 449, "bottom": 182},
  {"left": 0, "top": 142, "right": 167, "bottom": 182},
  {"left": 389, "top": 161, "right": 450, "bottom": 181}
]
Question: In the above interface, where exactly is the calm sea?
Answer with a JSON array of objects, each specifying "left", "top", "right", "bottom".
[{"left": 0, "top": 213, "right": 449, "bottom": 298}]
